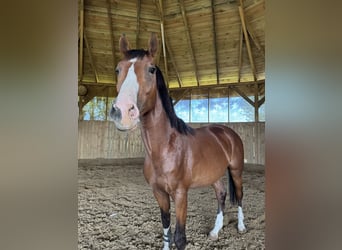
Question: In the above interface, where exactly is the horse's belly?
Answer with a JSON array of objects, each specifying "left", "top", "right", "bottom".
[{"left": 190, "top": 162, "right": 227, "bottom": 188}]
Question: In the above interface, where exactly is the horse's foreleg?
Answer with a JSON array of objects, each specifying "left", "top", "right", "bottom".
[
  {"left": 174, "top": 190, "right": 188, "bottom": 250},
  {"left": 153, "top": 188, "right": 171, "bottom": 250},
  {"left": 209, "top": 179, "right": 227, "bottom": 240}
]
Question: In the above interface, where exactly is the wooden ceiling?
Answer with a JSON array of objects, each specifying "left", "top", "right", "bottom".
[{"left": 78, "top": 0, "right": 265, "bottom": 102}]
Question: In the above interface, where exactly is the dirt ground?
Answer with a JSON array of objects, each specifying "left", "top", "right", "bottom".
[{"left": 78, "top": 160, "right": 265, "bottom": 250}]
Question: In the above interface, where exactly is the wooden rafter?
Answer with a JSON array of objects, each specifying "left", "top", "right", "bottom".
[
  {"left": 238, "top": 5, "right": 257, "bottom": 81},
  {"left": 230, "top": 85, "right": 254, "bottom": 107},
  {"left": 79, "top": 0, "right": 84, "bottom": 81},
  {"left": 156, "top": 0, "right": 169, "bottom": 86},
  {"left": 154, "top": 1, "right": 162, "bottom": 66},
  {"left": 210, "top": 0, "right": 220, "bottom": 84},
  {"left": 106, "top": 0, "right": 116, "bottom": 82},
  {"left": 246, "top": 22, "right": 265, "bottom": 58},
  {"left": 136, "top": 0, "right": 141, "bottom": 48},
  {"left": 84, "top": 32, "right": 99, "bottom": 83},
  {"left": 258, "top": 96, "right": 265, "bottom": 107},
  {"left": 254, "top": 83, "right": 259, "bottom": 121},
  {"left": 80, "top": 79, "right": 264, "bottom": 88},
  {"left": 238, "top": 25, "right": 243, "bottom": 82},
  {"left": 166, "top": 41, "right": 182, "bottom": 87},
  {"left": 178, "top": 0, "right": 200, "bottom": 86},
  {"left": 258, "top": 82, "right": 265, "bottom": 96},
  {"left": 160, "top": 21, "right": 169, "bottom": 86},
  {"left": 156, "top": 0, "right": 182, "bottom": 87},
  {"left": 172, "top": 89, "right": 191, "bottom": 105}
]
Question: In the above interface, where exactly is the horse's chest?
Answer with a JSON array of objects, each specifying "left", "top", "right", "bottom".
[
  {"left": 155, "top": 173, "right": 177, "bottom": 194},
  {"left": 149, "top": 167, "right": 178, "bottom": 195},
  {"left": 144, "top": 158, "right": 184, "bottom": 194}
]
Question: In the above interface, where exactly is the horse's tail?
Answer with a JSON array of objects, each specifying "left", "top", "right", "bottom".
[{"left": 227, "top": 168, "right": 237, "bottom": 205}]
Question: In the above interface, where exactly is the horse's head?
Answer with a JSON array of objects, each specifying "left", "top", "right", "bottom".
[{"left": 110, "top": 33, "right": 158, "bottom": 131}]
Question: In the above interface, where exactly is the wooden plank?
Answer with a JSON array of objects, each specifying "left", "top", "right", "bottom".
[
  {"left": 136, "top": 0, "right": 141, "bottom": 48},
  {"left": 166, "top": 41, "right": 182, "bottom": 87},
  {"left": 210, "top": 0, "right": 220, "bottom": 84},
  {"left": 238, "top": 5, "right": 257, "bottom": 81},
  {"left": 106, "top": 0, "right": 116, "bottom": 82},
  {"left": 157, "top": 0, "right": 169, "bottom": 86},
  {"left": 246, "top": 21, "right": 265, "bottom": 58},
  {"left": 84, "top": 32, "right": 99, "bottom": 83},
  {"left": 178, "top": 0, "right": 200, "bottom": 86},
  {"left": 160, "top": 21, "right": 169, "bottom": 86}
]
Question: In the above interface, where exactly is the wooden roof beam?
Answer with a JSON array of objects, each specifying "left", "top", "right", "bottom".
[
  {"left": 238, "top": 25, "right": 243, "bottom": 82},
  {"left": 156, "top": 0, "right": 169, "bottom": 86},
  {"left": 84, "top": 32, "right": 99, "bottom": 83},
  {"left": 230, "top": 85, "right": 255, "bottom": 107},
  {"left": 246, "top": 22, "right": 265, "bottom": 59},
  {"left": 172, "top": 89, "right": 191, "bottom": 106},
  {"left": 106, "top": 0, "right": 117, "bottom": 82},
  {"left": 238, "top": 5, "right": 257, "bottom": 81},
  {"left": 166, "top": 42, "right": 183, "bottom": 88},
  {"left": 178, "top": 0, "right": 200, "bottom": 86},
  {"left": 210, "top": 0, "right": 220, "bottom": 84},
  {"left": 136, "top": 0, "right": 141, "bottom": 48},
  {"left": 80, "top": 79, "right": 265, "bottom": 88},
  {"left": 156, "top": 0, "right": 182, "bottom": 87},
  {"left": 258, "top": 96, "right": 265, "bottom": 107},
  {"left": 79, "top": 0, "right": 84, "bottom": 81}
]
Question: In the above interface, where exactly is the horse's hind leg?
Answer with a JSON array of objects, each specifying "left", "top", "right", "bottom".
[
  {"left": 208, "top": 179, "right": 227, "bottom": 240},
  {"left": 229, "top": 163, "right": 246, "bottom": 233}
]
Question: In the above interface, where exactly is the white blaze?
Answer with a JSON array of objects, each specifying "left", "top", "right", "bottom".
[
  {"left": 116, "top": 58, "right": 139, "bottom": 106},
  {"left": 114, "top": 58, "right": 140, "bottom": 129}
]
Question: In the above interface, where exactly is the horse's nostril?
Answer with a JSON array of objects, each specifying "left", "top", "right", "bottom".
[
  {"left": 110, "top": 104, "right": 122, "bottom": 121},
  {"left": 128, "top": 104, "right": 139, "bottom": 119}
]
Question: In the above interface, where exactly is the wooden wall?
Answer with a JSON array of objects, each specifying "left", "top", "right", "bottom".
[{"left": 78, "top": 121, "right": 265, "bottom": 165}]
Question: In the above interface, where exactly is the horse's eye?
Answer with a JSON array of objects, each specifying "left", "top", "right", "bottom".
[
  {"left": 115, "top": 68, "right": 119, "bottom": 75},
  {"left": 148, "top": 66, "right": 156, "bottom": 74}
]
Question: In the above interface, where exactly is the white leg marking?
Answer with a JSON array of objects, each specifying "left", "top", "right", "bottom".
[
  {"left": 238, "top": 206, "right": 246, "bottom": 232},
  {"left": 209, "top": 211, "right": 223, "bottom": 240},
  {"left": 162, "top": 226, "right": 171, "bottom": 250}
]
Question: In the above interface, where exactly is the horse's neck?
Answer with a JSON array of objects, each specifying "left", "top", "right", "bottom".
[{"left": 140, "top": 96, "right": 173, "bottom": 157}]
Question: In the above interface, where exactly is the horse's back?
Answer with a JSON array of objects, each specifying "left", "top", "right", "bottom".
[
  {"left": 187, "top": 124, "right": 243, "bottom": 187},
  {"left": 194, "top": 124, "right": 243, "bottom": 150}
]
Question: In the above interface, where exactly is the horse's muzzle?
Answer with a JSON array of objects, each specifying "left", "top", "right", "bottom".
[{"left": 110, "top": 103, "right": 139, "bottom": 131}]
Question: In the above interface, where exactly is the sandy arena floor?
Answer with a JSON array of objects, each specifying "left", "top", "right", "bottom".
[{"left": 78, "top": 160, "right": 265, "bottom": 249}]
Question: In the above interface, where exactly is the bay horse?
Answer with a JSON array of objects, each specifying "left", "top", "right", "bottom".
[{"left": 110, "top": 33, "right": 246, "bottom": 250}]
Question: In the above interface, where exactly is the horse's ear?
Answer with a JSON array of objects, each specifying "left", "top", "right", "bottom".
[
  {"left": 148, "top": 32, "right": 158, "bottom": 57},
  {"left": 119, "top": 33, "right": 130, "bottom": 55}
]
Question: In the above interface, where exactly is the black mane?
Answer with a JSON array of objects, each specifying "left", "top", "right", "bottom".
[
  {"left": 155, "top": 66, "right": 194, "bottom": 135},
  {"left": 125, "top": 49, "right": 149, "bottom": 59}
]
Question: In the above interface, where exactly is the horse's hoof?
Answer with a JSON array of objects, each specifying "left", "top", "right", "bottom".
[
  {"left": 238, "top": 224, "right": 247, "bottom": 234},
  {"left": 208, "top": 231, "right": 219, "bottom": 241}
]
